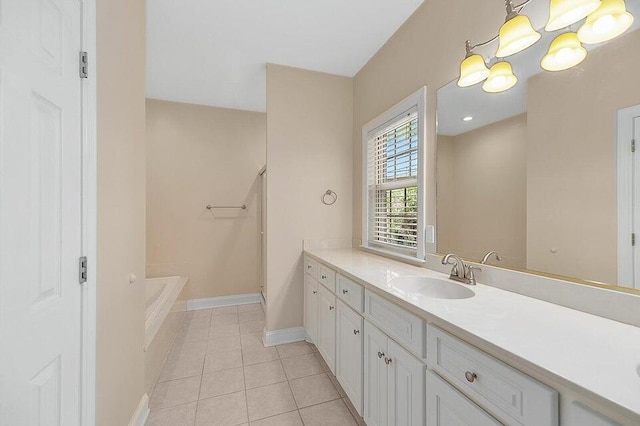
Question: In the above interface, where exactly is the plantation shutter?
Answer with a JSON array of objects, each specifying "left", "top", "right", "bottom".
[{"left": 367, "top": 107, "right": 419, "bottom": 253}]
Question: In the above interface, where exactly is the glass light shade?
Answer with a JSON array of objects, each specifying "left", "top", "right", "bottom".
[
  {"left": 457, "top": 54, "right": 491, "bottom": 87},
  {"left": 541, "top": 32, "right": 588, "bottom": 71},
  {"left": 496, "top": 15, "right": 542, "bottom": 57},
  {"left": 482, "top": 62, "right": 518, "bottom": 93},
  {"left": 545, "top": 0, "right": 602, "bottom": 31},
  {"left": 578, "top": 0, "right": 634, "bottom": 44}
]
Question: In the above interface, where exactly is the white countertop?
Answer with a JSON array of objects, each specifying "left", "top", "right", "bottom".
[{"left": 305, "top": 248, "right": 640, "bottom": 419}]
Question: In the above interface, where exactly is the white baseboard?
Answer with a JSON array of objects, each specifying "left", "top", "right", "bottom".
[
  {"left": 128, "top": 393, "right": 149, "bottom": 426},
  {"left": 263, "top": 326, "right": 307, "bottom": 347},
  {"left": 187, "top": 293, "right": 262, "bottom": 311}
]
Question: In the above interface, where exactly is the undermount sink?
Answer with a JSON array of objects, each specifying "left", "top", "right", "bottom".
[{"left": 389, "top": 276, "right": 475, "bottom": 299}]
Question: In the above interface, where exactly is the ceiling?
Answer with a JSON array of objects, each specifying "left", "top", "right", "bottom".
[
  {"left": 437, "top": 0, "right": 640, "bottom": 136},
  {"left": 147, "top": 0, "right": 424, "bottom": 112}
]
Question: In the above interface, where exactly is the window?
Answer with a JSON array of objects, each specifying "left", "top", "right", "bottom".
[{"left": 363, "top": 88, "right": 426, "bottom": 260}]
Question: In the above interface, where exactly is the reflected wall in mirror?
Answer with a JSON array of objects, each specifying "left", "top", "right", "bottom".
[{"left": 436, "top": 0, "right": 640, "bottom": 291}]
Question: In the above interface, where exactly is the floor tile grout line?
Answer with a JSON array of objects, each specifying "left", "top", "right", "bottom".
[{"left": 241, "top": 350, "right": 250, "bottom": 424}]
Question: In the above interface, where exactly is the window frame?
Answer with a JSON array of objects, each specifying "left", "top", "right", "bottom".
[{"left": 362, "top": 87, "right": 427, "bottom": 261}]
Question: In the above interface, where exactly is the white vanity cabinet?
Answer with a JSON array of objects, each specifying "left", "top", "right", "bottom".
[
  {"left": 317, "top": 283, "right": 336, "bottom": 373},
  {"left": 364, "top": 321, "right": 426, "bottom": 426},
  {"left": 336, "top": 299, "right": 364, "bottom": 415},
  {"left": 427, "top": 324, "right": 558, "bottom": 426},
  {"left": 426, "top": 370, "right": 501, "bottom": 426},
  {"left": 303, "top": 274, "right": 319, "bottom": 343}
]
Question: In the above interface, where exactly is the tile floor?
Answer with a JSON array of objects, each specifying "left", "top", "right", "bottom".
[{"left": 147, "top": 303, "right": 366, "bottom": 426}]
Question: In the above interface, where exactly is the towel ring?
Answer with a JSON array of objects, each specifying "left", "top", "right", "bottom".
[{"left": 322, "top": 190, "right": 337, "bottom": 206}]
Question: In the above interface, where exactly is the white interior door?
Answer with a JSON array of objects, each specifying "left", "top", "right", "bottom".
[
  {"left": 0, "top": 0, "right": 84, "bottom": 424},
  {"left": 633, "top": 115, "right": 640, "bottom": 289},
  {"left": 616, "top": 105, "right": 640, "bottom": 288}
]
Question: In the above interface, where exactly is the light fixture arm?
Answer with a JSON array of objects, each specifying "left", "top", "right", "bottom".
[{"left": 464, "top": 0, "right": 533, "bottom": 56}]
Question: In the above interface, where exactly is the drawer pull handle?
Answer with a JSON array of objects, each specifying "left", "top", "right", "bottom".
[
  {"left": 377, "top": 351, "right": 385, "bottom": 359},
  {"left": 465, "top": 371, "right": 477, "bottom": 383},
  {"left": 384, "top": 357, "right": 393, "bottom": 365},
  {"left": 321, "top": 275, "right": 327, "bottom": 279},
  {"left": 329, "top": 306, "right": 334, "bottom": 310},
  {"left": 353, "top": 329, "right": 360, "bottom": 335},
  {"left": 307, "top": 265, "right": 312, "bottom": 269},
  {"left": 312, "top": 290, "right": 318, "bottom": 294},
  {"left": 342, "top": 289, "right": 349, "bottom": 294}
]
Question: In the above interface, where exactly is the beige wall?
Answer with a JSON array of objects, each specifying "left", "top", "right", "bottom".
[
  {"left": 527, "top": 29, "right": 640, "bottom": 284},
  {"left": 146, "top": 100, "right": 266, "bottom": 299},
  {"left": 96, "top": 0, "right": 147, "bottom": 424},
  {"left": 437, "top": 114, "right": 527, "bottom": 267},
  {"left": 353, "top": 0, "right": 507, "bottom": 246},
  {"left": 266, "top": 64, "right": 353, "bottom": 332}
]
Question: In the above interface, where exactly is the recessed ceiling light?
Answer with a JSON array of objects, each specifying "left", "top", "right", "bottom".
[{"left": 463, "top": 116, "right": 474, "bottom": 122}]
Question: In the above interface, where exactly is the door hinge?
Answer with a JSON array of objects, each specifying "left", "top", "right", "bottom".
[
  {"left": 632, "top": 139, "right": 636, "bottom": 153},
  {"left": 79, "top": 51, "right": 88, "bottom": 78},
  {"left": 79, "top": 256, "right": 88, "bottom": 284},
  {"left": 633, "top": 233, "right": 636, "bottom": 247}
]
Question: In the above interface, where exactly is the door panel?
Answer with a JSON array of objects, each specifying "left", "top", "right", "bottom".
[
  {"left": 0, "top": 0, "right": 83, "bottom": 424},
  {"left": 317, "top": 284, "right": 336, "bottom": 373},
  {"left": 364, "top": 321, "right": 389, "bottom": 426},
  {"left": 336, "top": 300, "right": 364, "bottom": 415},
  {"left": 387, "top": 339, "right": 425, "bottom": 426},
  {"left": 304, "top": 274, "right": 319, "bottom": 343},
  {"left": 426, "top": 371, "right": 502, "bottom": 426}
]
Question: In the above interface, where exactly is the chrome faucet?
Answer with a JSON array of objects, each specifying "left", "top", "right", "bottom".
[
  {"left": 481, "top": 251, "right": 502, "bottom": 265},
  {"left": 441, "top": 253, "right": 481, "bottom": 285}
]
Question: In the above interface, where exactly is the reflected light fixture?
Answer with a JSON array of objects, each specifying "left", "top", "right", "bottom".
[
  {"left": 482, "top": 62, "right": 518, "bottom": 93},
  {"left": 496, "top": 0, "right": 542, "bottom": 57},
  {"left": 578, "top": 0, "right": 634, "bottom": 44},
  {"left": 541, "top": 32, "right": 588, "bottom": 71},
  {"left": 457, "top": 41, "right": 491, "bottom": 87},
  {"left": 545, "top": 0, "right": 602, "bottom": 32},
  {"left": 463, "top": 116, "right": 474, "bottom": 121}
]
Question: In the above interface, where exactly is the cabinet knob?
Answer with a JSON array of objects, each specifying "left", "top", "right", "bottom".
[
  {"left": 342, "top": 289, "right": 348, "bottom": 294},
  {"left": 377, "top": 351, "right": 385, "bottom": 359},
  {"left": 321, "top": 275, "right": 327, "bottom": 279},
  {"left": 353, "top": 329, "right": 360, "bottom": 335},
  {"left": 329, "top": 306, "right": 334, "bottom": 310},
  {"left": 384, "top": 357, "right": 393, "bottom": 366},
  {"left": 465, "top": 371, "right": 477, "bottom": 383},
  {"left": 312, "top": 290, "right": 318, "bottom": 294},
  {"left": 307, "top": 265, "right": 312, "bottom": 269}
]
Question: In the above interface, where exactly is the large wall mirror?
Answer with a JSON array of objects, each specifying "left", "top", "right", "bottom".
[{"left": 436, "top": 0, "right": 640, "bottom": 293}]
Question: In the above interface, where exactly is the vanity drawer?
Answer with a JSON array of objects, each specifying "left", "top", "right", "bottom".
[
  {"left": 318, "top": 264, "right": 336, "bottom": 293},
  {"left": 427, "top": 324, "right": 558, "bottom": 426},
  {"left": 364, "top": 290, "right": 425, "bottom": 358},
  {"left": 305, "top": 256, "right": 319, "bottom": 280},
  {"left": 337, "top": 274, "right": 363, "bottom": 313}
]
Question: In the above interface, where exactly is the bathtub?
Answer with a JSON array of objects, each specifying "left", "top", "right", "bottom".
[
  {"left": 145, "top": 276, "right": 188, "bottom": 350},
  {"left": 145, "top": 275, "right": 189, "bottom": 394}
]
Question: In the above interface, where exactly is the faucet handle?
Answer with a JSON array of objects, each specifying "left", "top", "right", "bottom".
[{"left": 467, "top": 265, "right": 481, "bottom": 285}]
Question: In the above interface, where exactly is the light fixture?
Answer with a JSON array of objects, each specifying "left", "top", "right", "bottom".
[
  {"left": 463, "top": 116, "right": 474, "bottom": 122},
  {"left": 578, "top": 0, "right": 634, "bottom": 44},
  {"left": 457, "top": 41, "right": 491, "bottom": 87},
  {"left": 545, "top": 0, "right": 602, "bottom": 32},
  {"left": 496, "top": 0, "right": 542, "bottom": 57},
  {"left": 541, "top": 32, "right": 588, "bottom": 71},
  {"left": 482, "top": 62, "right": 518, "bottom": 93}
]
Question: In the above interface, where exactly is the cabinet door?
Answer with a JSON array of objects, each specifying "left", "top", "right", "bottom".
[
  {"left": 317, "top": 284, "right": 337, "bottom": 373},
  {"left": 387, "top": 339, "right": 426, "bottom": 426},
  {"left": 426, "top": 371, "right": 501, "bottom": 426},
  {"left": 336, "top": 300, "right": 364, "bottom": 416},
  {"left": 304, "top": 275, "right": 319, "bottom": 343},
  {"left": 364, "top": 322, "right": 389, "bottom": 426}
]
